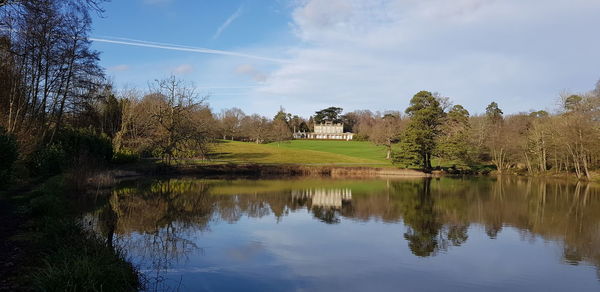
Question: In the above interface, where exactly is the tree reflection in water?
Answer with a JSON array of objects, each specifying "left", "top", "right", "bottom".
[{"left": 87, "top": 177, "right": 600, "bottom": 287}]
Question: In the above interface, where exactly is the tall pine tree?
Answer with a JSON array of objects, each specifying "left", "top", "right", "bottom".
[{"left": 394, "top": 91, "right": 445, "bottom": 169}]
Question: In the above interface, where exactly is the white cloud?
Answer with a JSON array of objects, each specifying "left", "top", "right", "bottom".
[
  {"left": 172, "top": 64, "right": 194, "bottom": 74},
  {"left": 235, "top": 64, "right": 268, "bottom": 82},
  {"left": 213, "top": 5, "right": 243, "bottom": 39},
  {"left": 249, "top": 0, "right": 600, "bottom": 116}
]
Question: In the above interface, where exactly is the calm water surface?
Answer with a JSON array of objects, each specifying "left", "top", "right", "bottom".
[{"left": 87, "top": 177, "right": 600, "bottom": 291}]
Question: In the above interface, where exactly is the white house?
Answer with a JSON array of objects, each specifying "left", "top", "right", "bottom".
[{"left": 294, "top": 121, "right": 354, "bottom": 140}]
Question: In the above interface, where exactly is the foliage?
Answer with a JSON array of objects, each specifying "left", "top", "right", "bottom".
[
  {"left": 485, "top": 102, "right": 504, "bottom": 124},
  {"left": 0, "top": 126, "right": 18, "bottom": 186},
  {"left": 28, "top": 128, "right": 112, "bottom": 176},
  {"left": 27, "top": 145, "right": 67, "bottom": 177},
  {"left": 436, "top": 105, "right": 473, "bottom": 165},
  {"left": 394, "top": 91, "right": 445, "bottom": 169},
  {"left": 393, "top": 132, "right": 426, "bottom": 168},
  {"left": 273, "top": 106, "right": 291, "bottom": 124},
  {"left": 314, "top": 107, "right": 343, "bottom": 124}
]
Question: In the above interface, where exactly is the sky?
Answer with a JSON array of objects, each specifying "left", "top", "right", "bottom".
[{"left": 91, "top": 0, "right": 600, "bottom": 118}]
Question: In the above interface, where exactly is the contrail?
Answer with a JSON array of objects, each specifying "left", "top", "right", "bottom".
[
  {"left": 213, "top": 5, "right": 243, "bottom": 39},
  {"left": 89, "top": 37, "right": 289, "bottom": 63},
  {"left": 2, "top": 27, "right": 289, "bottom": 63}
]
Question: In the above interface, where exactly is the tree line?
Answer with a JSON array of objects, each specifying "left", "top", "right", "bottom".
[
  {"left": 210, "top": 85, "right": 600, "bottom": 179},
  {"left": 1, "top": 0, "right": 599, "bottom": 181},
  {"left": 0, "top": 0, "right": 114, "bottom": 181}
]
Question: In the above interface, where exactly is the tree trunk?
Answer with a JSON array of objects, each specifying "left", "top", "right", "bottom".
[{"left": 524, "top": 153, "right": 533, "bottom": 175}]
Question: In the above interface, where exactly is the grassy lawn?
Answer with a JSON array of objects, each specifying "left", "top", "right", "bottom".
[
  {"left": 269, "top": 140, "right": 391, "bottom": 163},
  {"left": 212, "top": 140, "right": 392, "bottom": 166}
]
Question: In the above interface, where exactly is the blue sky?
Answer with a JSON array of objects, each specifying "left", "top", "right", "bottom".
[{"left": 91, "top": 0, "right": 600, "bottom": 117}]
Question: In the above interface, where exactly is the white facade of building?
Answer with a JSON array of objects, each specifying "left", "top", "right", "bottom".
[
  {"left": 294, "top": 122, "right": 354, "bottom": 140},
  {"left": 291, "top": 188, "right": 352, "bottom": 208}
]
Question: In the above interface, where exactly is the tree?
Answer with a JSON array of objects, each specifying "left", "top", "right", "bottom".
[
  {"left": 525, "top": 111, "right": 550, "bottom": 174},
  {"left": 314, "top": 107, "right": 343, "bottom": 124},
  {"left": 436, "top": 105, "right": 472, "bottom": 165},
  {"left": 99, "top": 90, "right": 123, "bottom": 138},
  {"left": 241, "top": 114, "right": 270, "bottom": 144},
  {"left": 555, "top": 95, "right": 599, "bottom": 179},
  {"left": 269, "top": 119, "right": 292, "bottom": 145},
  {"left": 145, "top": 76, "right": 211, "bottom": 164},
  {"left": 564, "top": 95, "right": 583, "bottom": 112},
  {"left": 289, "top": 115, "right": 308, "bottom": 133},
  {"left": 273, "top": 106, "right": 290, "bottom": 124},
  {"left": 218, "top": 108, "right": 245, "bottom": 140},
  {"left": 370, "top": 113, "right": 403, "bottom": 159},
  {"left": 349, "top": 110, "right": 377, "bottom": 140},
  {"left": 483, "top": 101, "right": 510, "bottom": 173},
  {"left": 0, "top": 0, "right": 103, "bottom": 146},
  {"left": 485, "top": 102, "right": 503, "bottom": 124},
  {"left": 342, "top": 112, "right": 358, "bottom": 133},
  {"left": 394, "top": 91, "right": 445, "bottom": 169}
]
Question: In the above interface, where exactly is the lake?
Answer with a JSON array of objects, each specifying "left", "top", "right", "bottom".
[{"left": 86, "top": 176, "right": 600, "bottom": 291}]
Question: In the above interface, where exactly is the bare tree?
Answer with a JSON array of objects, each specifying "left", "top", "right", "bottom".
[
  {"left": 0, "top": 0, "right": 103, "bottom": 147},
  {"left": 269, "top": 119, "right": 292, "bottom": 145},
  {"left": 370, "top": 113, "right": 404, "bottom": 159},
  {"left": 145, "top": 76, "right": 211, "bottom": 164},
  {"left": 241, "top": 114, "right": 271, "bottom": 144},
  {"left": 218, "top": 107, "right": 245, "bottom": 140}
]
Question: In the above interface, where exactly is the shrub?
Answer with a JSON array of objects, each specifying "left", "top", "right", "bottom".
[
  {"left": 55, "top": 128, "right": 113, "bottom": 164},
  {"left": 28, "top": 128, "right": 113, "bottom": 177},
  {"left": 28, "top": 144, "right": 67, "bottom": 177},
  {"left": 0, "top": 126, "right": 19, "bottom": 186}
]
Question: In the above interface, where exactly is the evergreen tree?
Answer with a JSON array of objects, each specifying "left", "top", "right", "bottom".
[
  {"left": 436, "top": 104, "right": 472, "bottom": 166},
  {"left": 485, "top": 102, "right": 504, "bottom": 124},
  {"left": 394, "top": 91, "right": 445, "bottom": 169},
  {"left": 314, "top": 107, "right": 343, "bottom": 123}
]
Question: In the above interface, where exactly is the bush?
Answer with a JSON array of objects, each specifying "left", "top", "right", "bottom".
[
  {"left": 28, "top": 144, "right": 67, "bottom": 177},
  {"left": 0, "top": 126, "right": 19, "bottom": 186},
  {"left": 55, "top": 128, "right": 113, "bottom": 163},
  {"left": 28, "top": 128, "right": 113, "bottom": 177}
]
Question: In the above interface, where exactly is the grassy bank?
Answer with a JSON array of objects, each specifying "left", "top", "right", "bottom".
[{"left": 1, "top": 176, "right": 141, "bottom": 291}]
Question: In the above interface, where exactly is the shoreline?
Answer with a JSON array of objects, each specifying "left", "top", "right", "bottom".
[
  {"left": 111, "top": 161, "right": 598, "bottom": 180},
  {"left": 113, "top": 162, "right": 437, "bottom": 179}
]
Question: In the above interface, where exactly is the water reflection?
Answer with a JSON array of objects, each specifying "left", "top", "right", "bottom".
[{"left": 88, "top": 177, "right": 600, "bottom": 291}]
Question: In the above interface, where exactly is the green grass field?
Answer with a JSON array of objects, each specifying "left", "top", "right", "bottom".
[
  {"left": 270, "top": 140, "right": 391, "bottom": 162},
  {"left": 212, "top": 140, "right": 393, "bottom": 166}
]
